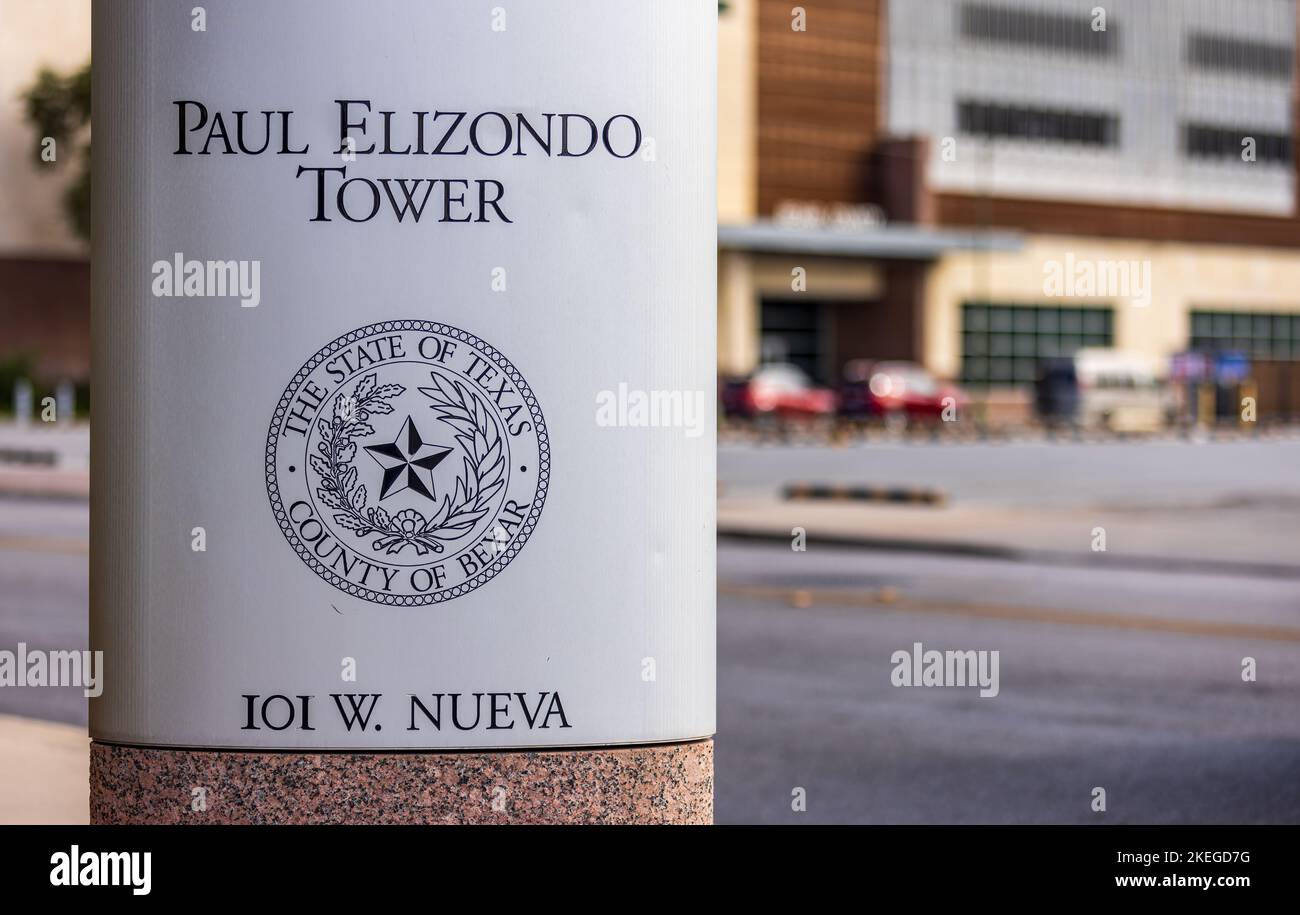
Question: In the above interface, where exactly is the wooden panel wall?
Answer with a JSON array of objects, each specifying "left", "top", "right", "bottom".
[{"left": 756, "top": 0, "right": 885, "bottom": 215}]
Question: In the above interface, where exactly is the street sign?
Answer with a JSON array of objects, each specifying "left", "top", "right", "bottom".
[
  {"left": 1213, "top": 350, "right": 1251, "bottom": 384},
  {"left": 91, "top": 0, "right": 716, "bottom": 750},
  {"left": 1169, "top": 351, "right": 1209, "bottom": 383}
]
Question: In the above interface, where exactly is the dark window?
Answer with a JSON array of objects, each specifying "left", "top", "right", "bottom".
[
  {"left": 961, "top": 304, "right": 1114, "bottom": 386},
  {"left": 760, "top": 299, "right": 827, "bottom": 383},
  {"left": 1186, "top": 33, "right": 1293, "bottom": 79},
  {"left": 958, "top": 100, "right": 1119, "bottom": 147},
  {"left": 961, "top": 3, "right": 1117, "bottom": 55},
  {"left": 1184, "top": 123, "right": 1292, "bottom": 164},
  {"left": 1190, "top": 309, "right": 1298, "bottom": 360}
]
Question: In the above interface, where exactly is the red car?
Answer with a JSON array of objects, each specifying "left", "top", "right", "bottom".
[
  {"left": 838, "top": 360, "right": 966, "bottom": 425},
  {"left": 721, "top": 364, "right": 838, "bottom": 418}
]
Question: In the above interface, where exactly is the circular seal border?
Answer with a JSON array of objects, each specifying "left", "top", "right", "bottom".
[{"left": 265, "top": 320, "right": 550, "bottom": 606}]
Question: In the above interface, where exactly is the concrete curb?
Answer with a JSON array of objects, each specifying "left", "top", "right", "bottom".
[{"left": 0, "top": 447, "right": 58, "bottom": 467}]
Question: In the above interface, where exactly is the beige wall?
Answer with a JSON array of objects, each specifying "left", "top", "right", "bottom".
[
  {"left": 0, "top": 0, "right": 91, "bottom": 257},
  {"left": 925, "top": 236, "right": 1300, "bottom": 379},
  {"left": 717, "top": 0, "right": 757, "bottom": 225},
  {"left": 718, "top": 251, "right": 758, "bottom": 377},
  {"left": 752, "top": 255, "right": 883, "bottom": 300}
]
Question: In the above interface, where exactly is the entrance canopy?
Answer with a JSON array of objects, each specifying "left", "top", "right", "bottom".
[{"left": 718, "top": 220, "right": 1023, "bottom": 260}]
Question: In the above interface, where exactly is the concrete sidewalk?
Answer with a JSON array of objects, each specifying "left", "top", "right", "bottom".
[
  {"left": 719, "top": 495, "right": 1300, "bottom": 577},
  {"left": 0, "top": 714, "right": 88, "bottom": 824}
]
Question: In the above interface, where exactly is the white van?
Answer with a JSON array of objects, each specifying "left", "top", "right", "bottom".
[{"left": 1072, "top": 349, "right": 1169, "bottom": 432}]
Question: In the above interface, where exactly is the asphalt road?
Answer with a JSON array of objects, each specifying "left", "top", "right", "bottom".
[
  {"left": 714, "top": 438, "right": 1300, "bottom": 823},
  {"left": 715, "top": 540, "right": 1300, "bottom": 824},
  {"left": 2, "top": 437, "right": 1298, "bottom": 822}
]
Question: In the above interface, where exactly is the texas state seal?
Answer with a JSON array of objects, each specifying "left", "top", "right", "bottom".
[{"left": 266, "top": 321, "right": 549, "bottom": 605}]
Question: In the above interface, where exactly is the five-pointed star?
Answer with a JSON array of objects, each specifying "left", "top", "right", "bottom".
[{"left": 363, "top": 416, "right": 454, "bottom": 502}]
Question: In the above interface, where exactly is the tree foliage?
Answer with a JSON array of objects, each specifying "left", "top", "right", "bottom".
[{"left": 22, "top": 61, "right": 91, "bottom": 242}]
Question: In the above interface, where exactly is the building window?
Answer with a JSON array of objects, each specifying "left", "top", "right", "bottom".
[
  {"left": 760, "top": 299, "right": 827, "bottom": 383},
  {"left": 1190, "top": 310, "right": 1300, "bottom": 360},
  {"left": 1183, "top": 123, "right": 1292, "bottom": 164},
  {"left": 960, "top": 3, "right": 1117, "bottom": 55},
  {"left": 957, "top": 100, "right": 1120, "bottom": 147},
  {"left": 961, "top": 304, "right": 1114, "bottom": 385},
  {"left": 1186, "top": 33, "right": 1294, "bottom": 80}
]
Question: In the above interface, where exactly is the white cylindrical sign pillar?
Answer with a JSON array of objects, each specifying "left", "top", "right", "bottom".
[{"left": 91, "top": 0, "right": 715, "bottom": 824}]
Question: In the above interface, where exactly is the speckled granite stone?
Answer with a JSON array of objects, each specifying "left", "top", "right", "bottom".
[{"left": 90, "top": 740, "right": 712, "bottom": 824}]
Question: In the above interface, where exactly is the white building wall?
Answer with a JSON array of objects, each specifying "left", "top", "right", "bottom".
[{"left": 888, "top": 0, "right": 1296, "bottom": 215}]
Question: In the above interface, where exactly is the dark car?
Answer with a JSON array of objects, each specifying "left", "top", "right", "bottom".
[{"left": 1034, "top": 357, "right": 1080, "bottom": 426}]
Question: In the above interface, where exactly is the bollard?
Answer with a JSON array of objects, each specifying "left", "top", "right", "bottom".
[
  {"left": 1197, "top": 382, "right": 1216, "bottom": 430},
  {"left": 55, "top": 380, "right": 75, "bottom": 425},
  {"left": 91, "top": 1, "right": 716, "bottom": 825},
  {"left": 13, "top": 379, "right": 33, "bottom": 427}
]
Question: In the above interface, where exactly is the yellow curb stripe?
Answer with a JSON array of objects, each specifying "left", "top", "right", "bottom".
[
  {"left": 0, "top": 535, "right": 89, "bottom": 556},
  {"left": 718, "top": 583, "right": 1300, "bottom": 643}
]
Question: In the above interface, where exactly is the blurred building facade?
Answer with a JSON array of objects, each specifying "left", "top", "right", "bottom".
[
  {"left": 718, "top": 0, "right": 1300, "bottom": 411},
  {"left": 0, "top": 0, "right": 91, "bottom": 384},
  {"left": 4, "top": 1, "right": 1300, "bottom": 411}
]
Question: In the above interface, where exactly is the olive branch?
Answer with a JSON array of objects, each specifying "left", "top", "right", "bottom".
[{"left": 415, "top": 372, "right": 506, "bottom": 543}]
